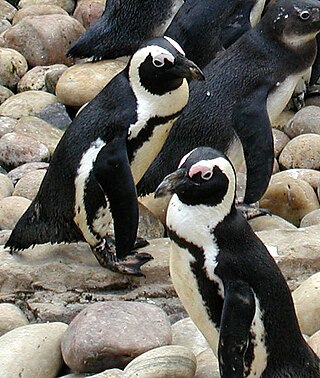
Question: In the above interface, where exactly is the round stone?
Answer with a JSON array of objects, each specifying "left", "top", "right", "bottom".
[
  {"left": 195, "top": 348, "right": 220, "bottom": 378},
  {"left": 13, "top": 169, "right": 46, "bottom": 200},
  {"left": 308, "top": 330, "right": 320, "bottom": 358},
  {"left": 0, "top": 303, "right": 29, "bottom": 337},
  {"left": 249, "top": 214, "right": 297, "bottom": 232},
  {"left": 73, "top": 0, "right": 105, "bottom": 28},
  {"left": 0, "top": 195, "right": 31, "bottom": 230},
  {"left": 271, "top": 169, "right": 320, "bottom": 191},
  {"left": 300, "top": 209, "right": 320, "bottom": 227},
  {"left": 0, "top": 47, "right": 28, "bottom": 89},
  {"left": 284, "top": 106, "right": 320, "bottom": 138},
  {"left": 0, "top": 116, "right": 17, "bottom": 137},
  {"left": 0, "top": 85, "right": 14, "bottom": 105},
  {"left": 0, "top": 0, "right": 16, "bottom": 21},
  {"left": 0, "top": 173, "right": 14, "bottom": 200},
  {"left": 17, "top": 0, "right": 75, "bottom": 14},
  {"left": 272, "top": 128, "right": 290, "bottom": 158},
  {"left": 12, "top": 4, "right": 68, "bottom": 25},
  {"left": 7, "top": 161, "right": 49, "bottom": 185},
  {"left": 272, "top": 110, "right": 295, "bottom": 131}
]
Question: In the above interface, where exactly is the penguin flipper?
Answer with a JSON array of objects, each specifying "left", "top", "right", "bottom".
[
  {"left": 233, "top": 86, "right": 274, "bottom": 204},
  {"left": 219, "top": 280, "right": 255, "bottom": 378}
]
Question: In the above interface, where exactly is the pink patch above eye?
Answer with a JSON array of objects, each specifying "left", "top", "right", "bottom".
[{"left": 189, "top": 164, "right": 211, "bottom": 178}]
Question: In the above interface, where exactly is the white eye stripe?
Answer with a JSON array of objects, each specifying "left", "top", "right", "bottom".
[
  {"left": 201, "top": 170, "right": 213, "bottom": 180},
  {"left": 299, "top": 10, "right": 310, "bottom": 20},
  {"left": 152, "top": 52, "right": 174, "bottom": 67}
]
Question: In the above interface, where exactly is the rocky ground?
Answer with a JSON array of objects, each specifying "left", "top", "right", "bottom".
[{"left": 0, "top": 0, "right": 319, "bottom": 377}]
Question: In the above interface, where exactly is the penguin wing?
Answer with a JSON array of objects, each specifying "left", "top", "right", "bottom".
[
  {"left": 93, "top": 135, "right": 138, "bottom": 258},
  {"left": 218, "top": 279, "right": 255, "bottom": 377},
  {"left": 233, "top": 85, "right": 274, "bottom": 203}
]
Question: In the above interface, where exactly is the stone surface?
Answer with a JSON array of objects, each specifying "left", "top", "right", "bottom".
[
  {"left": 300, "top": 209, "right": 320, "bottom": 227},
  {"left": 279, "top": 133, "right": 320, "bottom": 170},
  {"left": 0, "top": 85, "right": 13, "bottom": 105},
  {"left": 3, "top": 14, "right": 84, "bottom": 67},
  {"left": 260, "top": 177, "right": 319, "bottom": 226},
  {"left": 61, "top": 301, "right": 172, "bottom": 372},
  {"left": 139, "top": 194, "right": 171, "bottom": 225},
  {"left": 272, "top": 128, "right": 290, "bottom": 158},
  {"left": 12, "top": 4, "right": 68, "bottom": 25},
  {"left": 124, "top": 345, "right": 197, "bottom": 378},
  {"left": 0, "top": 303, "right": 29, "bottom": 336},
  {"left": 0, "top": 229, "right": 10, "bottom": 245},
  {"left": 0, "top": 0, "right": 16, "bottom": 21},
  {"left": 73, "top": 0, "right": 105, "bottom": 28},
  {"left": 13, "top": 169, "right": 46, "bottom": 200},
  {"left": 249, "top": 214, "right": 297, "bottom": 232},
  {"left": 195, "top": 348, "right": 220, "bottom": 378},
  {"left": 292, "top": 272, "right": 320, "bottom": 336},
  {"left": 285, "top": 106, "right": 320, "bottom": 138},
  {"left": 18, "top": 0, "right": 75, "bottom": 14},
  {"left": 45, "top": 66, "right": 68, "bottom": 94},
  {"left": 36, "top": 102, "right": 71, "bottom": 129},
  {"left": 56, "top": 60, "right": 126, "bottom": 107},
  {"left": 0, "top": 116, "right": 16, "bottom": 137},
  {"left": 0, "top": 195, "right": 31, "bottom": 229},
  {"left": 0, "top": 132, "right": 50, "bottom": 170},
  {"left": 0, "top": 18, "right": 11, "bottom": 34},
  {"left": 0, "top": 47, "right": 28, "bottom": 88},
  {"left": 0, "top": 322, "right": 68, "bottom": 377},
  {"left": 308, "top": 330, "right": 320, "bottom": 358},
  {"left": 271, "top": 169, "right": 320, "bottom": 191},
  {"left": 0, "top": 90, "right": 58, "bottom": 119},
  {"left": 7, "top": 161, "right": 48, "bottom": 185},
  {"left": 272, "top": 110, "right": 295, "bottom": 131},
  {"left": 0, "top": 172, "right": 13, "bottom": 199},
  {"left": 137, "top": 202, "right": 165, "bottom": 238}
]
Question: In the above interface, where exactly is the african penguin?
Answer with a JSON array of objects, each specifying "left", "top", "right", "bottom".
[
  {"left": 5, "top": 37, "right": 204, "bottom": 277},
  {"left": 138, "top": 0, "right": 320, "bottom": 205},
  {"left": 155, "top": 147, "right": 320, "bottom": 378}
]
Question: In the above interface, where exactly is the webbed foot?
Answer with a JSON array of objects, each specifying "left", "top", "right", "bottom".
[
  {"left": 133, "top": 237, "right": 149, "bottom": 250},
  {"left": 237, "top": 203, "right": 271, "bottom": 220}
]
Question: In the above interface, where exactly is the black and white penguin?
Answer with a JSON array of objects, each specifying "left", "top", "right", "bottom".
[
  {"left": 155, "top": 147, "right": 320, "bottom": 378},
  {"left": 5, "top": 37, "right": 204, "bottom": 277},
  {"left": 138, "top": 0, "right": 320, "bottom": 205}
]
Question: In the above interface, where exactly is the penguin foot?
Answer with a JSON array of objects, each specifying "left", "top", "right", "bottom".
[
  {"left": 133, "top": 237, "right": 150, "bottom": 250},
  {"left": 237, "top": 203, "right": 271, "bottom": 220}
]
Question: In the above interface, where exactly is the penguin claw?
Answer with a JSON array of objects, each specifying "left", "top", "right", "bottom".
[
  {"left": 133, "top": 237, "right": 150, "bottom": 250},
  {"left": 237, "top": 203, "right": 271, "bottom": 220}
]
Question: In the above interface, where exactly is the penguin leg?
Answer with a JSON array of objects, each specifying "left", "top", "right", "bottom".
[
  {"left": 236, "top": 202, "right": 271, "bottom": 220},
  {"left": 218, "top": 280, "right": 255, "bottom": 378}
]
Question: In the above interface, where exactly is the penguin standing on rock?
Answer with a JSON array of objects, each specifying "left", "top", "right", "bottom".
[
  {"left": 155, "top": 147, "right": 320, "bottom": 378},
  {"left": 5, "top": 37, "right": 204, "bottom": 277}
]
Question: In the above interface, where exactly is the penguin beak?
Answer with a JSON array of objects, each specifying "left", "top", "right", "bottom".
[
  {"left": 172, "top": 55, "right": 205, "bottom": 81},
  {"left": 155, "top": 168, "right": 187, "bottom": 198}
]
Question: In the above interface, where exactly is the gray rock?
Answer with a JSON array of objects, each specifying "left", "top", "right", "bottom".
[
  {"left": 195, "top": 348, "right": 220, "bottom": 378},
  {"left": 18, "top": 0, "right": 75, "bottom": 13},
  {"left": 272, "top": 128, "right": 290, "bottom": 158},
  {"left": 7, "top": 161, "right": 48, "bottom": 185},
  {"left": 137, "top": 203, "right": 165, "bottom": 238},
  {"left": 12, "top": 4, "right": 68, "bottom": 25},
  {"left": 61, "top": 301, "right": 172, "bottom": 372},
  {"left": 0, "top": 85, "right": 13, "bottom": 105},
  {"left": 0, "top": 195, "right": 31, "bottom": 229},
  {"left": 0, "top": 18, "right": 11, "bottom": 34},
  {"left": 36, "top": 102, "right": 72, "bottom": 130},
  {"left": 0, "top": 47, "right": 28, "bottom": 89},
  {"left": 0, "top": 116, "right": 16, "bottom": 137},
  {"left": 13, "top": 169, "right": 46, "bottom": 200},
  {"left": 308, "top": 330, "right": 320, "bottom": 358},
  {"left": 300, "top": 209, "right": 320, "bottom": 227},
  {"left": 285, "top": 106, "right": 320, "bottom": 138},
  {"left": 0, "top": 0, "right": 16, "bottom": 21},
  {"left": 45, "top": 66, "right": 68, "bottom": 94},
  {"left": 0, "top": 165, "right": 6, "bottom": 174},
  {"left": 249, "top": 214, "right": 297, "bottom": 232},
  {"left": 0, "top": 303, "right": 29, "bottom": 336},
  {"left": 0, "top": 172, "right": 13, "bottom": 199}
]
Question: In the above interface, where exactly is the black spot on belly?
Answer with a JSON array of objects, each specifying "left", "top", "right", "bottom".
[{"left": 244, "top": 331, "right": 255, "bottom": 377}]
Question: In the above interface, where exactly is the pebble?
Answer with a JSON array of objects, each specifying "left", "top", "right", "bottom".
[
  {"left": 56, "top": 60, "right": 126, "bottom": 107},
  {"left": 36, "top": 102, "right": 72, "bottom": 130},
  {"left": 0, "top": 195, "right": 31, "bottom": 229},
  {"left": 0, "top": 90, "right": 59, "bottom": 119},
  {"left": 0, "top": 303, "right": 29, "bottom": 336},
  {"left": 308, "top": 330, "right": 320, "bottom": 358},
  {"left": 73, "top": 0, "right": 106, "bottom": 28},
  {"left": 271, "top": 169, "right": 320, "bottom": 191},
  {"left": 0, "top": 0, "right": 16, "bottom": 21},
  {"left": 12, "top": 4, "right": 68, "bottom": 25},
  {"left": 0, "top": 132, "right": 50, "bottom": 170},
  {"left": 0, "top": 85, "right": 13, "bottom": 105},
  {"left": 284, "top": 106, "right": 320, "bottom": 138},
  {"left": 123, "top": 345, "right": 197, "bottom": 378},
  {"left": 0, "top": 47, "right": 28, "bottom": 89},
  {"left": 61, "top": 301, "right": 172, "bottom": 372},
  {"left": 13, "top": 169, "right": 46, "bottom": 200},
  {"left": 0, "top": 322, "right": 68, "bottom": 378},
  {"left": 195, "top": 348, "right": 220, "bottom": 378},
  {"left": 300, "top": 209, "right": 320, "bottom": 227},
  {"left": 292, "top": 272, "right": 320, "bottom": 336},
  {"left": 18, "top": 0, "right": 75, "bottom": 14},
  {"left": 7, "top": 161, "right": 48, "bottom": 185},
  {"left": 279, "top": 133, "right": 320, "bottom": 170},
  {"left": 0, "top": 173, "right": 13, "bottom": 199},
  {"left": 0, "top": 116, "right": 17, "bottom": 137},
  {"left": 272, "top": 128, "right": 290, "bottom": 158},
  {"left": 272, "top": 110, "right": 295, "bottom": 131},
  {"left": 3, "top": 14, "right": 84, "bottom": 67},
  {"left": 0, "top": 18, "right": 11, "bottom": 34},
  {"left": 249, "top": 214, "right": 297, "bottom": 232}
]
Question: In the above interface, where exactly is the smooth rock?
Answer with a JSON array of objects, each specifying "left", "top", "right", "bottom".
[
  {"left": 124, "top": 345, "right": 197, "bottom": 378},
  {"left": 13, "top": 4, "right": 68, "bottom": 24},
  {"left": 260, "top": 177, "right": 319, "bottom": 226},
  {"left": 172, "top": 317, "right": 209, "bottom": 357},
  {"left": 56, "top": 60, "right": 126, "bottom": 107},
  {"left": 139, "top": 194, "right": 171, "bottom": 225},
  {"left": 7, "top": 161, "right": 48, "bottom": 185},
  {"left": 0, "top": 195, "right": 31, "bottom": 229},
  {"left": 0, "top": 172, "right": 13, "bottom": 199},
  {"left": 195, "top": 348, "right": 220, "bottom": 378},
  {"left": 0, "top": 90, "right": 58, "bottom": 119},
  {"left": 73, "top": 0, "right": 105, "bottom": 28},
  {"left": 91, "top": 369, "right": 124, "bottom": 378},
  {"left": 17, "top": 64, "right": 68, "bottom": 92},
  {"left": 272, "top": 110, "right": 295, "bottom": 131},
  {"left": 0, "top": 0, "right": 16, "bottom": 21},
  {"left": 0, "top": 85, "right": 13, "bottom": 104},
  {"left": 138, "top": 202, "right": 165, "bottom": 238},
  {"left": 0, "top": 18, "right": 11, "bottom": 34},
  {"left": 0, "top": 132, "right": 50, "bottom": 169},
  {"left": 292, "top": 272, "right": 320, "bottom": 336},
  {"left": 272, "top": 169, "right": 320, "bottom": 191},
  {"left": 13, "top": 169, "right": 45, "bottom": 200},
  {"left": 0, "top": 322, "right": 68, "bottom": 377},
  {"left": 0, "top": 229, "right": 10, "bottom": 244},
  {"left": 3, "top": 14, "right": 84, "bottom": 67},
  {"left": 249, "top": 214, "right": 297, "bottom": 232},
  {"left": 18, "top": 0, "right": 75, "bottom": 13},
  {"left": 0, "top": 303, "right": 29, "bottom": 336},
  {"left": 61, "top": 301, "right": 172, "bottom": 372},
  {"left": 308, "top": 330, "right": 320, "bottom": 358},
  {"left": 0, "top": 47, "right": 28, "bottom": 88},
  {"left": 279, "top": 133, "right": 320, "bottom": 170},
  {"left": 0, "top": 115, "right": 16, "bottom": 136},
  {"left": 36, "top": 102, "right": 71, "bottom": 130},
  {"left": 13, "top": 116, "right": 63, "bottom": 155},
  {"left": 285, "top": 106, "right": 320, "bottom": 138},
  {"left": 305, "top": 95, "right": 320, "bottom": 107},
  {"left": 272, "top": 128, "right": 290, "bottom": 158},
  {"left": 300, "top": 209, "right": 320, "bottom": 227}
]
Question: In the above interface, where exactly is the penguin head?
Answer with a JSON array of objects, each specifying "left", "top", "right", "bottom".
[
  {"left": 128, "top": 36, "right": 204, "bottom": 96},
  {"left": 155, "top": 147, "right": 236, "bottom": 208}
]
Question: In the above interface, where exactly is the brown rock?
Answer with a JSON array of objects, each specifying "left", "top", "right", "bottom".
[
  {"left": 12, "top": 4, "right": 68, "bottom": 25},
  {"left": 0, "top": 195, "right": 31, "bottom": 230},
  {"left": 13, "top": 169, "right": 46, "bottom": 200},
  {"left": 0, "top": 85, "right": 13, "bottom": 105},
  {"left": 305, "top": 95, "right": 320, "bottom": 108},
  {"left": 0, "top": 116, "right": 16, "bottom": 137},
  {"left": 308, "top": 330, "right": 320, "bottom": 358},
  {"left": 272, "top": 169, "right": 320, "bottom": 191},
  {"left": 285, "top": 106, "right": 320, "bottom": 138},
  {"left": 3, "top": 15, "right": 85, "bottom": 67},
  {"left": 61, "top": 301, "right": 172, "bottom": 372},
  {"left": 195, "top": 348, "right": 220, "bottom": 378},
  {"left": 300, "top": 209, "right": 320, "bottom": 227},
  {"left": 7, "top": 161, "right": 48, "bottom": 185},
  {"left": 0, "top": 47, "right": 28, "bottom": 89},
  {"left": 0, "top": 229, "right": 10, "bottom": 245},
  {"left": 249, "top": 214, "right": 297, "bottom": 232},
  {"left": 0, "top": 303, "right": 29, "bottom": 336},
  {"left": 272, "top": 110, "right": 295, "bottom": 131},
  {"left": 0, "top": 172, "right": 13, "bottom": 199},
  {"left": 272, "top": 128, "right": 290, "bottom": 158},
  {"left": 18, "top": 0, "right": 75, "bottom": 14},
  {"left": 73, "top": 0, "right": 106, "bottom": 28},
  {"left": 45, "top": 66, "right": 69, "bottom": 94},
  {"left": 0, "top": 0, "right": 16, "bottom": 21},
  {"left": 139, "top": 194, "right": 171, "bottom": 225}
]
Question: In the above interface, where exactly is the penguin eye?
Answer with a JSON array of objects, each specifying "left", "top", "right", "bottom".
[
  {"left": 153, "top": 57, "right": 165, "bottom": 67},
  {"left": 201, "top": 171, "right": 213, "bottom": 181},
  {"left": 299, "top": 10, "right": 310, "bottom": 20}
]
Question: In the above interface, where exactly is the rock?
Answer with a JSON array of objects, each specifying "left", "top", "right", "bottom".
[
  {"left": 18, "top": 0, "right": 75, "bottom": 14},
  {"left": 12, "top": 4, "right": 68, "bottom": 25},
  {"left": 0, "top": 18, "right": 11, "bottom": 34},
  {"left": 305, "top": 95, "right": 320, "bottom": 108},
  {"left": 285, "top": 106, "right": 320, "bottom": 138},
  {"left": 172, "top": 317, "right": 209, "bottom": 357},
  {"left": 271, "top": 169, "right": 320, "bottom": 191},
  {"left": 272, "top": 128, "right": 290, "bottom": 158},
  {"left": 300, "top": 209, "right": 320, "bottom": 227},
  {"left": 0, "top": 195, "right": 31, "bottom": 229},
  {"left": 36, "top": 102, "right": 71, "bottom": 130},
  {"left": 0, "top": 47, "right": 28, "bottom": 88},
  {"left": 0, "top": 172, "right": 13, "bottom": 199},
  {"left": 0, "top": 116, "right": 16, "bottom": 137},
  {"left": 260, "top": 177, "right": 319, "bottom": 226},
  {"left": 249, "top": 214, "right": 297, "bottom": 232},
  {"left": 0, "top": 85, "right": 13, "bottom": 105},
  {"left": 0, "top": 132, "right": 50, "bottom": 170},
  {"left": 73, "top": 0, "right": 105, "bottom": 28},
  {"left": 17, "top": 64, "right": 68, "bottom": 92},
  {"left": 0, "top": 90, "right": 58, "bottom": 119},
  {"left": 292, "top": 272, "right": 320, "bottom": 336},
  {"left": 0, "top": 229, "right": 10, "bottom": 244},
  {"left": 272, "top": 110, "right": 295, "bottom": 131},
  {"left": 56, "top": 60, "right": 126, "bottom": 107},
  {"left": 138, "top": 202, "right": 165, "bottom": 238},
  {"left": 279, "top": 134, "right": 320, "bottom": 170},
  {"left": 3, "top": 14, "right": 84, "bottom": 67},
  {"left": 61, "top": 301, "right": 172, "bottom": 372},
  {"left": 13, "top": 116, "right": 64, "bottom": 155},
  {"left": 0, "top": 165, "right": 6, "bottom": 174},
  {"left": 0, "top": 0, "right": 16, "bottom": 21},
  {"left": 13, "top": 169, "right": 45, "bottom": 200},
  {"left": 124, "top": 345, "right": 197, "bottom": 378},
  {"left": 7, "top": 161, "right": 48, "bottom": 185},
  {"left": 0, "top": 303, "right": 29, "bottom": 336},
  {"left": 195, "top": 348, "right": 220, "bottom": 378},
  {"left": 0, "top": 322, "right": 68, "bottom": 377},
  {"left": 308, "top": 330, "right": 320, "bottom": 358},
  {"left": 139, "top": 194, "right": 171, "bottom": 225},
  {"left": 45, "top": 66, "right": 68, "bottom": 94}
]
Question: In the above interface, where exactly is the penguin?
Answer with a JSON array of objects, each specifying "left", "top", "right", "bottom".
[
  {"left": 138, "top": 0, "right": 320, "bottom": 205},
  {"left": 155, "top": 147, "right": 320, "bottom": 378},
  {"left": 5, "top": 37, "right": 204, "bottom": 277},
  {"left": 67, "top": 0, "right": 184, "bottom": 61}
]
